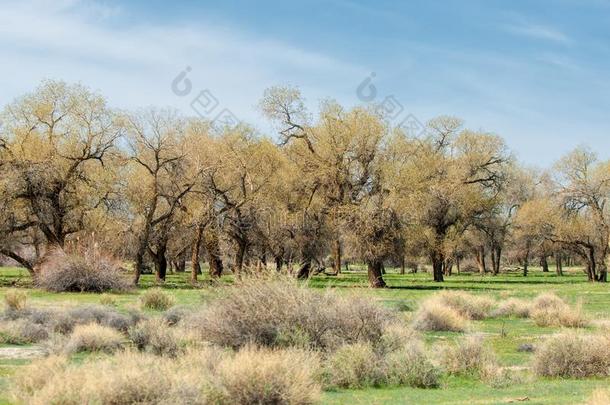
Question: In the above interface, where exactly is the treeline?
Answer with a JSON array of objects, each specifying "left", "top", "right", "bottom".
[{"left": 0, "top": 81, "right": 608, "bottom": 287}]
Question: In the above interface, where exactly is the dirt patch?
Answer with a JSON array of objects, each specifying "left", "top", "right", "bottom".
[{"left": 0, "top": 346, "right": 46, "bottom": 360}]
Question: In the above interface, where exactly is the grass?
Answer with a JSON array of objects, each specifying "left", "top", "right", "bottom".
[{"left": 1, "top": 265, "right": 610, "bottom": 404}]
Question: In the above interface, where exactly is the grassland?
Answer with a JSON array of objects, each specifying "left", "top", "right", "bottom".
[{"left": 1, "top": 265, "right": 609, "bottom": 404}]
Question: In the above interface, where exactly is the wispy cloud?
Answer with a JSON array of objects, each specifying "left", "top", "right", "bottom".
[
  {"left": 503, "top": 21, "right": 572, "bottom": 44},
  {"left": 0, "top": 0, "right": 365, "bottom": 127}
]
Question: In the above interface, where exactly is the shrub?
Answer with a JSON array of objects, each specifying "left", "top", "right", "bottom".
[
  {"left": 52, "top": 305, "right": 135, "bottom": 334},
  {"left": 411, "top": 301, "right": 468, "bottom": 332},
  {"left": 4, "top": 290, "right": 27, "bottom": 311},
  {"left": 194, "top": 278, "right": 392, "bottom": 351},
  {"left": 140, "top": 288, "right": 175, "bottom": 311},
  {"left": 531, "top": 292, "right": 565, "bottom": 311},
  {"left": 433, "top": 291, "right": 495, "bottom": 320},
  {"left": 129, "top": 318, "right": 179, "bottom": 356},
  {"left": 12, "top": 347, "right": 320, "bottom": 405},
  {"left": 378, "top": 322, "right": 420, "bottom": 354},
  {"left": 163, "top": 306, "right": 189, "bottom": 326},
  {"left": 36, "top": 248, "right": 131, "bottom": 293},
  {"left": 99, "top": 294, "right": 117, "bottom": 306},
  {"left": 325, "top": 342, "right": 382, "bottom": 388},
  {"left": 586, "top": 389, "right": 610, "bottom": 405},
  {"left": 530, "top": 302, "right": 588, "bottom": 328},
  {"left": 64, "top": 323, "right": 124, "bottom": 353},
  {"left": 533, "top": 332, "right": 610, "bottom": 378},
  {"left": 216, "top": 346, "right": 321, "bottom": 404},
  {"left": 439, "top": 335, "right": 499, "bottom": 379},
  {"left": 0, "top": 320, "right": 49, "bottom": 344},
  {"left": 383, "top": 342, "right": 441, "bottom": 388},
  {"left": 492, "top": 298, "right": 531, "bottom": 318}
]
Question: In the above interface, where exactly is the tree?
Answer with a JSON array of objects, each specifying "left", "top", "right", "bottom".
[
  {"left": 260, "top": 86, "right": 386, "bottom": 277},
  {"left": 0, "top": 80, "right": 121, "bottom": 273},
  {"left": 387, "top": 117, "right": 511, "bottom": 281},
  {"left": 124, "top": 109, "right": 201, "bottom": 284}
]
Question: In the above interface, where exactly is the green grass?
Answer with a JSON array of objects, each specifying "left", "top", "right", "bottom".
[{"left": 1, "top": 265, "right": 609, "bottom": 404}]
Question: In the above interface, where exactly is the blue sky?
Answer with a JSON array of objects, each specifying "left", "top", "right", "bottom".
[{"left": 0, "top": 0, "right": 609, "bottom": 166}]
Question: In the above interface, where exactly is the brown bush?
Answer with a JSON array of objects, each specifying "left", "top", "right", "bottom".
[
  {"left": 64, "top": 323, "right": 124, "bottom": 354},
  {"left": 439, "top": 335, "right": 499, "bottom": 379},
  {"left": 12, "top": 347, "right": 320, "bottom": 405},
  {"left": 533, "top": 332, "right": 610, "bottom": 378},
  {"left": 128, "top": 318, "right": 179, "bottom": 356},
  {"left": 433, "top": 291, "right": 495, "bottom": 320},
  {"left": 0, "top": 319, "right": 49, "bottom": 344},
  {"left": 324, "top": 342, "right": 383, "bottom": 388},
  {"left": 193, "top": 278, "right": 392, "bottom": 351},
  {"left": 531, "top": 302, "right": 588, "bottom": 328},
  {"left": 215, "top": 346, "right": 321, "bottom": 404},
  {"left": 36, "top": 248, "right": 131, "bottom": 293},
  {"left": 3, "top": 290, "right": 27, "bottom": 311},
  {"left": 383, "top": 341, "right": 441, "bottom": 388},
  {"left": 411, "top": 300, "right": 468, "bottom": 332},
  {"left": 140, "top": 288, "right": 175, "bottom": 311},
  {"left": 492, "top": 298, "right": 531, "bottom": 318}
]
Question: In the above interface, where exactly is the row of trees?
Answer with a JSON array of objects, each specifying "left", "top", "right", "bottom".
[{"left": 0, "top": 81, "right": 608, "bottom": 286}]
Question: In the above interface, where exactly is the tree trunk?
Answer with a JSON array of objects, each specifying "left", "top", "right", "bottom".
[
  {"left": 233, "top": 241, "right": 246, "bottom": 278},
  {"left": 475, "top": 246, "right": 487, "bottom": 274},
  {"left": 367, "top": 260, "right": 386, "bottom": 288},
  {"left": 275, "top": 255, "right": 283, "bottom": 272},
  {"left": 555, "top": 252, "right": 563, "bottom": 276},
  {"left": 191, "top": 224, "right": 204, "bottom": 282},
  {"left": 400, "top": 256, "right": 405, "bottom": 275},
  {"left": 151, "top": 244, "right": 167, "bottom": 282},
  {"left": 491, "top": 245, "right": 501, "bottom": 275},
  {"left": 333, "top": 238, "right": 341, "bottom": 275},
  {"left": 204, "top": 228, "right": 223, "bottom": 278},
  {"left": 296, "top": 259, "right": 311, "bottom": 279},
  {"left": 541, "top": 255, "right": 549, "bottom": 272},
  {"left": 523, "top": 248, "right": 530, "bottom": 277},
  {"left": 431, "top": 252, "right": 444, "bottom": 282}
]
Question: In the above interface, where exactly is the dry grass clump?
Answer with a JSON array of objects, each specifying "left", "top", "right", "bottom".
[
  {"left": 492, "top": 298, "right": 531, "bottom": 318},
  {"left": 99, "top": 294, "right": 117, "bottom": 306},
  {"left": 3, "top": 289, "right": 27, "bottom": 311},
  {"left": 140, "top": 288, "right": 175, "bottom": 311},
  {"left": 325, "top": 342, "right": 383, "bottom": 388},
  {"left": 36, "top": 248, "right": 131, "bottom": 293},
  {"left": 64, "top": 323, "right": 124, "bottom": 354},
  {"left": 585, "top": 389, "right": 610, "bottom": 405},
  {"left": 129, "top": 318, "right": 179, "bottom": 356},
  {"left": 411, "top": 300, "right": 468, "bottom": 332},
  {"left": 53, "top": 305, "right": 137, "bottom": 334},
  {"left": 529, "top": 293, "right": 588, "bottom": 328},
  {"left": 12, "top": 346, "right": 321, "bottom": 405},
  {"left": 383, "top": 341, "right": 441, "bottom": 388},
  {"left": 215, "top": 346, "right": 321, "bottom": 405},
  {"left": 433, "top": 291, "right": 495, "bottom": 320},
  {"left": 193, "top": 278, "right": 391, "bottom": 351},
  {"left": 439, "top": 335, "right": 499, "bottom": 379},
  {"left": 533, "top": 332, "right": 610, "bottom": 378},
  {"left": 0, "top": 319, "right": 49, "bottom": 344}
]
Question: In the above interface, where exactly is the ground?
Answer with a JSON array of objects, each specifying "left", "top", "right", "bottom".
[{"left": 1, "top": 265, "right": 608, "bottom": 404}]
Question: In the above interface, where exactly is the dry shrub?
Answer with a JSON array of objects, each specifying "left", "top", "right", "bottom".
[
  {"left": 13, "top": 347, "right": 320, "bottom": 405},
  {"left": 64, "top": 323, "right": 124, "bottom": 353},
  {"left": 411, "top": 300, "right": 468, "bottom": 332},
  {"left": 383, "top": 342, "right": 441, "bottom": 388},
  {"left": 585, "top": 389, "right": 610, "bottom": 405},
  {"left": 492, "top": 298, "right": 531, "bottom": 318},
  {"left": 4, "top": 289, "right": 27, "bottom": 311},
  {"left": 0, "top": 319, "right": 49, "bottom": 344},
  {"left": 12, "top": 355, "right": 68, "bottom": 399},
  {"left": 129, "top": 318, "right": 179, "bottom": 356},
  {"left": 325, "top": 342, "right": 383, "bottom": 388},
  {"left": 99, "top": 294, "right": 117, "bottom": 306},
  {"left": 163, "top": 306, "right": 189, "bottom": 326},
  {"left": 53, "top": 305, "right": 136, "bottom": 334},
  {"left": 533, "top": 332, "right": 610, "bottom": 378},
  {"left": 528, "top": 293, "right": 588, "bottom": 328},
  {"left": 215, "top": 346, "right": 321, "bottom": 404},
  {"left": 378, "top": 322, "right": 421, "bottom": 354},
  {"left": 432, "top": 291, "right": 495, "bottom": 320},
  {"left": 439, "top": 335, "right": 499, "bottom": 379},
  {"left": 140, "top": 288, "right": 175, "bottom": 311},
  {"left": 194, "top": 278, "right": 391, "bottom": 351},
  {"left": 36, "top": 248, "right": 131, "bottom": 293}
]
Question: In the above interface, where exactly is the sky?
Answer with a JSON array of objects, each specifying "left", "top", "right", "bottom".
[{"left": 0, "top": 0, "right": 609, "bottom": 167}]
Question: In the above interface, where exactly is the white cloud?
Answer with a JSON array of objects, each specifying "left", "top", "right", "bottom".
[
  {"left": 504, "top": 21, "right": 572, "bottom": 44},
  {"left": 0, "top": 0, "right": 366, "bottom": 130}
]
